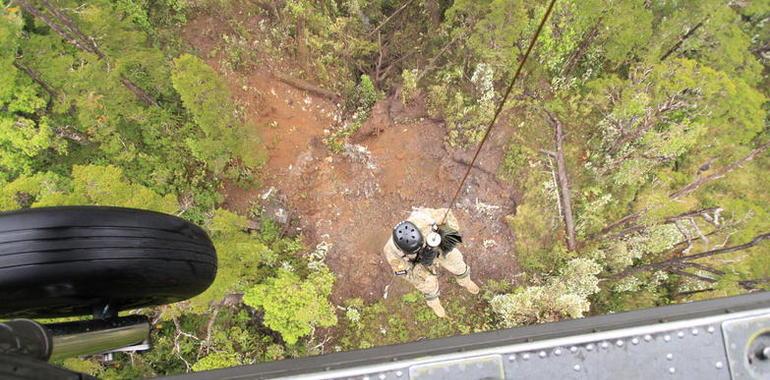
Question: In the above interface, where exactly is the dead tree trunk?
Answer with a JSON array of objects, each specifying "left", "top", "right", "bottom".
[
  {"left": 670, "top": 141, "right": 770, "bottom": 199},
  {"left": 38, "top": 0, "right": 105, "bottom": 59},
  {"left": 14, "top": 0, "right": 156, "bottom": 106},
  {"left": 561, "top": 18, "right": 603, "bottom": 78},
  {"left": 660, "top": 19, "right": 706, "bottom": 62},
  {"left": 273, "top": 73, "right": 341, "bottom": 102},
  {"left": 13, "top": 61, "right": 56, "bottom": 102},
  {"left": 295, "top": 16, "right": 308, "bottom": 71},
  {"left": 14, "top": 0, "right": 88, "bottom": 52},
  {"left": 120, "top": 78, "right": 157, "bottom": 107},
  {"left": 546, "top": 111, "right": 577, "bottom": 251},
  {"left": 54, "top": 125, "right": 88, "bottom": 144}
]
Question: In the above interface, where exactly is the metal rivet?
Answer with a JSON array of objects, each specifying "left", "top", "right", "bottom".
[
  {"left": 539, "top": 351, "right": 547, "bottom": 358},
  {"left": 616, "top": 340, "right": 624, "bottom": 347},
  {"left": 601, "top": 342, "right": 609, "bottom": 349},
  {"left": 632, "top": 338, "right": 640, "bottom": 345},
  {"left": 508, "top": 354, "right": 516, "bottom": 362},
  {"left": 677, "top": 331, "right": 685, "bottom": 338},
  {"left": 664, "top": 334, "right": 671, "bottom": 342},
  {"left": 570, "top": 346, "right": 578, "bottom": 353},
  {"left": 554, "top": 349, "right": 562, "bottom": 356},
  {"left": 396, "top": 371, "right": 403, "bottom": 377},
  {"left": 573, "top": 364, "right": 581, "bottom": 372},
  {"left": 715, "top": 361, "right": 724, "bottom": 369},
  {"left": 586, "top": 344, "right": 595, "bottom": 351},
  {"left": 644, "top": 334, "right": 653, "bottom": 342},
  {"left": 666, "top": 353, "right": 674, "bottom": 361},
  {"left": 522, "top": 353, "right": 530, "bottom": 360},
  {"left": 378, "top": 375, "right": 386, "bottom": 380},
  {"left": 669, "top": 367, "right": 676, "bottom": 374},
  {"left": 707, "top": 326, "right": 715, "bottom": 334},
  {"left": 691, "top": 328, "right": 699, "bottom": 335}
]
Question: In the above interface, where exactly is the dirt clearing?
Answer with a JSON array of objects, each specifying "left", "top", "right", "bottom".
[{"left": 183, "top": 18, "right": 522, "bottom": 304}]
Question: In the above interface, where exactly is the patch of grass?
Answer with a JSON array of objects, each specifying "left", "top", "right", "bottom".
[{"left": 501, "top": 141, "right": 536, "bottom": 181}]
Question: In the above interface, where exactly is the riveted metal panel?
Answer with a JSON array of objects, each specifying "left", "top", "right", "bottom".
[{"left": 723, "top": 314, "right": 770, "bottom": 379}]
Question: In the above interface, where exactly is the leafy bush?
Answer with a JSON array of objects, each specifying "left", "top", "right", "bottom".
[
  {"left": 171, "top": 54, "right": 264, "bottom": 173},
  {"left": 192, "top": 352, "right": 241, "bottom": 372},
  {"left": 243, "top": 267, "right": 337, "bottom": 345}
]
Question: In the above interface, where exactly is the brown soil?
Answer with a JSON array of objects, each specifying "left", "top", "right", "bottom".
[{"left": 183, "top": 16, "right": 521, "bottom": 304}]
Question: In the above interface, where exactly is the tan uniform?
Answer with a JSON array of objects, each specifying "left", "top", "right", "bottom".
[{"left": 384, "top": 208, "right": 474, "bottom": 303}]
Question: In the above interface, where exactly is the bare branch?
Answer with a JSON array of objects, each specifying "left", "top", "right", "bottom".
[
  {"left": 561, "top": 17, "right": 603, "bottom": 77},
  {"left": 198, "top": 304, "right": 221, "bottom": 356},
  {"left": 54, "top": 125, "right": 88, "bottom": 144}
]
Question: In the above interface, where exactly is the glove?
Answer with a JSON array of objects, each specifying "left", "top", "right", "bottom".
[{"left": 417, "top": 246, "right": 438, "bottom": 266}]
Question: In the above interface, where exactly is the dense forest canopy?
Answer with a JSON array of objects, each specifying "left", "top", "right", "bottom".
[{"left": 0, "top": 0, "right": 768, "bottom": 377}]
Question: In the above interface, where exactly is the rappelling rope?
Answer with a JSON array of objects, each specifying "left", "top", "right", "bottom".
[{"left": 441, "top": 0, "right": 558, "bottom": 225}]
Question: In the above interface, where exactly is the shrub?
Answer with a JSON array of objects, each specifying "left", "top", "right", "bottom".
[{"left": 243, "top": 267, "right": 337, "bottom": 345}]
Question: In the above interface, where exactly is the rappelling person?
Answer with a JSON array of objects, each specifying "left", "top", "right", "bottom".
[{"left": 383, "top": 207, "right": 480, "bottom": 318}]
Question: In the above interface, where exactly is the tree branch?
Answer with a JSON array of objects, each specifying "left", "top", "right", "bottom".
[
  {"left": 38, "top": 0, "right": 106, "bottom": 59},
  {"left": 591, "top": 141, "right": 768, "bottom": 241},
  {"left": 670, "top": 141, "right": 770, "bottom": 199},
  {"left": 367, "top": 0, "right": 417, "bottom": 38},
  {"left": 610, "top": 232, "right": 770, "bottom": 280},
  {"left": 739, "top": 277, "right": 770, "bottom": 291},
  {"left": 669, "top": 269, "right": 718, "bottom": 283},
  {"left": 12, "top": 61, "right": 56, "bottom": 106},
  {"left": 685, "top": 261, "right": 725, "bottom": 276},
  {"left": 660, "top": 19, "right": 706, "bottom": 62}
]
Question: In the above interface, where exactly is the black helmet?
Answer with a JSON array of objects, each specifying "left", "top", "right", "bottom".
[{"left": 393, "top": 221, "right": 423, "bottom": 253}]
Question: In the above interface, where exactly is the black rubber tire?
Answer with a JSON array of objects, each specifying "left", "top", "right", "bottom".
[
  {"left": 0, "top": 354, "right": 97, "bottom": 380},
  {"left": 0, "top": 207, "right": 217, "bottom": 319}
]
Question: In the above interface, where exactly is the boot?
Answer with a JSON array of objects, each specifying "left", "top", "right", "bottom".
[
  {"left": 426, "top": 298, "right": 447, "bottom": 318},
  {"left": 457, "top": 276, "right": 480, "bottom": 295}
]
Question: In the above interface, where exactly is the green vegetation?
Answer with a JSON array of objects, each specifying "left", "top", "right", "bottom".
[
  {"left": 338, "top": 290, "right": 495, "bottom": 351},
  {"left": 243, "top": 267, "right": 337, "bottom": 345},
  {"left": 171, "top": 54, "right": 263, "bottom": 176},
  {"left": 1, "top": 0, "right": 768, "bottom": 377}
]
